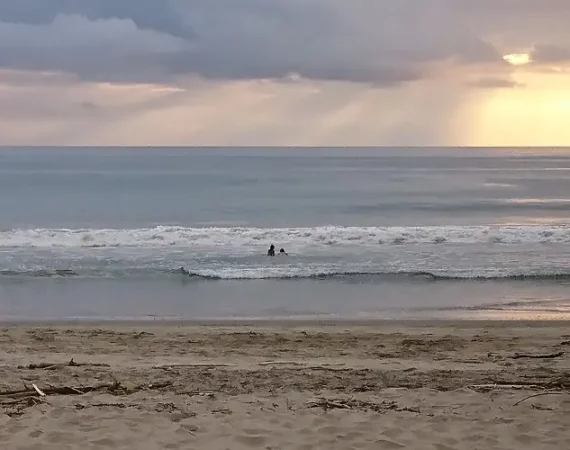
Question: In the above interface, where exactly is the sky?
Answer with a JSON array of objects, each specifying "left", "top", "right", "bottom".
[{"left": 1, "top": 0, "right": 570, "bottom": 146}]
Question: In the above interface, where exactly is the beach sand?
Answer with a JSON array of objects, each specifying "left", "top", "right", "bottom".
[{"left": 0, "top": 320, "right": 569, "bottom": 449}]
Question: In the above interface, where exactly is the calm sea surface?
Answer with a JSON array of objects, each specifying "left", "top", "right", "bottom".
[{"left": 1, "top": 147, "right": 570, "bottom": 320}]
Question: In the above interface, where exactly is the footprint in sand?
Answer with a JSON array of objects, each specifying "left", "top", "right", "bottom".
[{"left": 235, "top": 434, "right": 268, "bottom": 446}]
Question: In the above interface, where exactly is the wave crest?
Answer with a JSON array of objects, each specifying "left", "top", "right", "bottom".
[
  {"left": 179, "top": 270, "right": 570, "bottom": 282},
  {"left": 2, "top": 225, "right": 570, "bottom": 249},
  {"left": 4, "top": 268, "right": 570, "bottom": 282}
]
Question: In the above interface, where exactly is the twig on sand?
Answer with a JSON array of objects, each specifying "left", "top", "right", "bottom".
[
  {"left": 513, "top": 392, "right": 564, "bottom": 407},
  {"left": 0, "top": 384, "right": 111, "bottom": 398},
  {"left": 32, "top": 384, "right": 46, "bottom": 397},
  {"left": 469, "top": 384, "right": 540, "bottom": 391},
  {"left": 148, "top": 382, "right": 173, "bottom": 390},
  {"left": 53, "top": 386, "right": 84, "bottom": 395},
  {"left": 0, "top": 380, "right": 172, "bottom": 400},
  {"left": 306, "top": 397, "right": 404, "bottom": 414},
  {"left": 259, "top": 361, "right": 304, "bottom": 366},
  {"left": 19, "top": 358, "right": 111, "bottom": 370},
  {"left": 179, "top": 391, "right": 216, "bottom": 398},
  {"left": 153, "top": 364, "right": 228, "bottom": 370},
  {"left": 307, "top": 399, "right": 351, "bottom": 410},
  {"left": 511, "top": 352, "right": 564, "bottom": 360}
]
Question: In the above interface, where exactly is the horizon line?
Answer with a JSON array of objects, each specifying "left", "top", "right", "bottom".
[{"left": 1, "top": 145, "right": 569, "bottom": 149}]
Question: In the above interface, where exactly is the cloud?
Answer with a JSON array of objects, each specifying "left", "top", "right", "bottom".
[
  {"left": 467, "top": 77, "right": 523, "bottom": 89},
  {"left": 530, "top": 44, "right": 570, "bottom": 64},
  {"left": 0, "top": 0, "right": 505, "bottom": 85},
  {"left": 453, "top": 0, "right": 570, "bottom": 50},
  {"left": 0, "top": 0, "right": 191, "bottom": 38},
  {"left": 0, "top": 68, "right": 470, "bottom": 146},
  {"left": 0, "top": 14, "right": 188, "bottom": 83},
  {"left": 3, "top": 1, "right": 570, "bottom": 146}
]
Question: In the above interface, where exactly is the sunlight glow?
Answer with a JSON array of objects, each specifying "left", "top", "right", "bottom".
[
  {"left": 503, "top": 53, "right": 531, "bottom": 66},
  {"left": 468, "top": 71, "right": 570, "bottom": 146}
]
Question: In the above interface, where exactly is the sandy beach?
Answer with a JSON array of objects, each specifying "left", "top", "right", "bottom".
[{"left": 0, "top": 320, "right": 569, "bottom": 449}]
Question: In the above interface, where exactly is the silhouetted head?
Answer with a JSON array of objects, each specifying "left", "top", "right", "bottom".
[
  {"left": 270, "top": 245, "right": 275, "bottom": 250},
  {"left": 280, "top": 248, "right": 286, "bottom": 253}
]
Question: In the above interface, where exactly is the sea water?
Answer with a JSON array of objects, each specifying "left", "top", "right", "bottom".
[{"left": 1, "top": 146, "right": 570, "bottom": 320}]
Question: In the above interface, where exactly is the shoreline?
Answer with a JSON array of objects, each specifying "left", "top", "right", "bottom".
[{"left": 1, "top": 317, "right": 570, "bottom": 328}]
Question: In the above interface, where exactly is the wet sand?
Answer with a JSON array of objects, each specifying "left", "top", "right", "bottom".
[{"left": 0, "top": 320, "right": 569, "bottom": 449}]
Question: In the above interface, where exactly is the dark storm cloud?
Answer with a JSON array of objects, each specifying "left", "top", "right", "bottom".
[
  {"left": 0, "top": 0, "right": 543, "bottom": 85},
  {"left": 0, "top": 0, "right": 192, "bottom": 38}
]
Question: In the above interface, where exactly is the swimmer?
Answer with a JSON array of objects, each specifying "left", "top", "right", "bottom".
[
  {"left": 279, "top": 248, "right": 288, "bottom": 255},
  {"left": 267, "top": 244, "right": 276, "bottom": 256}
]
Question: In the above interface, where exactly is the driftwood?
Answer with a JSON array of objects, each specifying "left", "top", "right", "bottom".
[
  {"left": 259, "top": 361, "right": 304, "bottom": 366},
  {"left": 0, "top": 383, "right": 117, "bottom": 399},
  {"left": 0, "top": 380, "right": 173, "bottom": 400},
  {"left": 469, "top": 384, "right": 538, "bottom": 391},
  {"left": 19, "top": 358, "right": 110, "bottom": 370},
  {"left": 0, "top": 379, "right": 173, "bottom": 417},
  {"left": 513, "top": 392, "right": 564, "bottom": 407},
  {"left": 492, "top": 380, "right": 552, "bottom": 387},
  {"left": 32, "top": 384, "right": 46, "bottom": 397},
  {"left": 154, "top": 364, "right": 228, "bottom": 369},
  {"left": 179, "top": 391, "right": 216, "bottom": 398},
  {"left": 470, "top": 375, "right": 570, "bottom": 392},
  {"left": 511, "top": 352, "right": 564, "bottom": 360},
  {"left": 306, "top": 397, "right": 415, "bottom": 414},
  {"left": 509, "top": 379, "right": 568, "bottom": 388},
  {"left": 307, "top": 399, "right": 352, "bottom": 410}
]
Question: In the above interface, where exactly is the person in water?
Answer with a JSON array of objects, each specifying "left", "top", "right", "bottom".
[
  {"left": 279, "top": 248, "right": 288, "bottom": 255},
  {"left": 267, "top": 244, "right": 275, "bottom": 256}
]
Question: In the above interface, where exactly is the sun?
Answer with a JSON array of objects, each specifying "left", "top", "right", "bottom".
[{"left": 503, "top": 53, "right": 531, "bottom": 66}]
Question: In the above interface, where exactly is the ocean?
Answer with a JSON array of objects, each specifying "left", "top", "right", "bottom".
[{"left": 1, "top": 146, "right": 570, "bottom": 321}]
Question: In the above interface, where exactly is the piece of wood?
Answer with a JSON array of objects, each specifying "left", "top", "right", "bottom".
[
  {"left": 488, "top": 380, "right": 548, "bottom": 386},
  {"left": 24, "top": 363, "right": 57, "bottom": 370},
  {"left": 511, "top": 351, "right": 564, "bottom": 360},
  {"left": 513, "top": 392, "right": 564, "bottom": 406},
  {"left": 153, "top": 364, "right": 228, "bottom": 369},
  {"left": 306, "top": 397, "right": 399, "bottom": 413},
  {"left": 0, "top": 383, "right": 113, "bottom": 398},
  {"left": 0, "top": 379, "right": 172, "bottom": 400},
  {"left": 307, "top": 366, "right": 350, "bottom": 372},
  {"left": 469, "top": 384, "right": 537, "bottom": 390},
  {"left": 20, "top": 359, "right": 110, "bottom": 370},
  {"left": 147, "top": 381, "right": 173, "bottom": 390},
  {"left": 178, "top": 391, "right": 216, "bottom": 397},
  {"left": 32, "top": 384, "right": 46, "bottom": 397},
  {"left": 307, "top": 400, "right": 351, "bottom": 410}
]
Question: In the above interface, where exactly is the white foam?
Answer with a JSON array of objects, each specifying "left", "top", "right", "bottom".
[{"left": 1, "top": 225, "right": 570, "bottom": 249}]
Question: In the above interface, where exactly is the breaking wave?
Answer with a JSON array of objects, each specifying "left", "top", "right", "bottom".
[
  {"left": 3, "top": 268, "right": 570, "bottom": 282},
  {"left": 163, "top": 270, "right": 570, "bottom": 282},
  {"left": 2, "top": 224, "right": 570, "bottom": 248}
]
